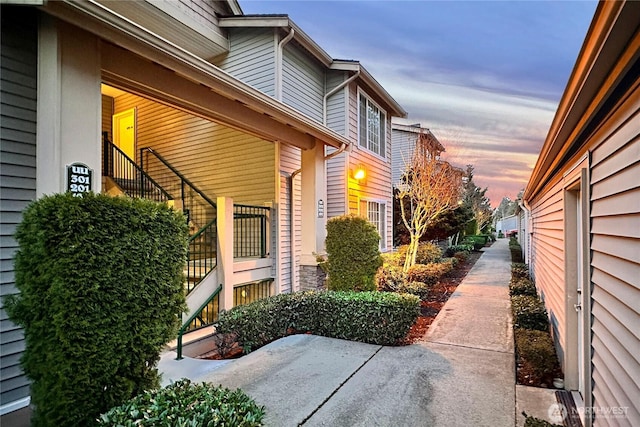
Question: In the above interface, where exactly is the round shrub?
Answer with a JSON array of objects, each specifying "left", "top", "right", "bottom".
[
  {"left": 326, "top": 215, "right": 382, "bottom": 291},
  {"left": 515, "top": 329, "right": 558, "bottom": 379},
  {"left": 453, "top": 250, "right": 469, "bottom": 264},
  {"left": 98, "top": 379, "right": 265, "bottom": 426},
  {"left": 406, "top": 264, "right": 440, "bottom": 286},
  {"left": 375, "top": 264, "right": 407, "bottom": 292},
  {"left": 511, "top": 295, "right": 549, "bottom": 331},
  {"left": 510, "top": 278, "right": 537, "bottom": 297},
  {"left": 4, "top": 193, "right": 188, "bottom": 427},
  {"left": 399, "top": 281, "right": 431, "bottom": 300}
]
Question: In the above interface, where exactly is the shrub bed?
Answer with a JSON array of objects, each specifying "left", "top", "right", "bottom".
[
  {"left": 444, "top": 244, "right": 473, "bottom": 257},
  {"left": 510, "top": 278, "right": 537, "bottom": 297},
  {"left": 511, "top": 295, "right": 549, "bottom": 332},
  {"left": 515, "top": 329, "right": 559, "bottom": 379},
  {"left": 512, "top": 263, "right": 529, "bottom": 279},
  {"left": 98, "top": 379, "right": 264, "bottom": 426},
  {"left": 217, "top": 291, "right": 420, "bottom": 352}
]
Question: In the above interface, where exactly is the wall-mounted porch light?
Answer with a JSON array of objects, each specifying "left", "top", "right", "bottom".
[{"left": 353, "top": 165, "right": 366, "bottom": 181}]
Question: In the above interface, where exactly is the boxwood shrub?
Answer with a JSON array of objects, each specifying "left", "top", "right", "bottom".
[
  {"left": 515, "top": 329, "right": 558, "bottom": 379},
  {"left": 98, "top": 379, "right": 264, "bottom": 426},
  {"left": 326, "top": 215, "right": 382, "bottom": 291},
  {"left": 216, "top": 291, "right": 420, "bottom": 352},
  {"left": 4, "top": 193, "right": 188, "bottom": 427},
  {"left": 511, "top": 295, "right": 549, "bottom": 332}
]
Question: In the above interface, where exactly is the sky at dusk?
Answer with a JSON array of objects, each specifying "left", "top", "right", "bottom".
[{"left": 242, "top": 0, "right": 598, "bottom": 207}]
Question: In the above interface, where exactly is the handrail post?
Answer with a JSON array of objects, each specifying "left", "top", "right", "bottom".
[{"left": 261, "top": 213, "right": 266, "bottom": 258}]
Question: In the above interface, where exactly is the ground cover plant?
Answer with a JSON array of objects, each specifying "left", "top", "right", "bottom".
[
  {"left": 4, "top": 193, "right": 188, "bottom": 427},
  {"left": 98, "top": 379, "right": 265, "bottom": 427}
]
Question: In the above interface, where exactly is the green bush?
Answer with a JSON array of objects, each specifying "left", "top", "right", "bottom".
[
  {"left": 510, "top": 278, "right": 537, "bottom": 297},
  {"left": 511, "top": 295, "right": 549, "bottom": 331},
  {"left": 406, "top": 264, "right": 440, "bottom": 285},
  {"left": 462, "top": 237, "right": 485, "bottom": 251},
  {"left": 216, "top": 291, "right": 420, "bottom": 351},
  {"left": 392, "top": 242, "right": 442, "bottom": 267},
  {"left": 444, "top": 244, "right": 473, "bottom": 257},
  {"left": 515, "top": 330, "right": 559, "bottom": 379},
  {"left": 326, "top": 215, "right": 382, "bottom": 291},
  {"left": 512, "top": 263, "right": 529, "bottom": 279},
  {"left": 453, "top": 250, "right": 469, "bottom": 264},
  {"left": 375, "top": 265, "right": 407, "bottom": 292},
  {"left": 4, "top": 193, "right": 188, "bottom": 427},
  {"left": 399, "top": 281, "right": 431, "bottom": 300},
  {"left": 98, "top": 379, "right": 264, "bottom": 426}
]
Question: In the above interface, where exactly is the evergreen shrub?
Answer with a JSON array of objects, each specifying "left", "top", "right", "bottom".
[
  {"left": 216, "top": 291, "right": 420, "bottom": 351},
  {"left": 325, "top": 215, "right": 382, "bottom": 291},
  {"left": 4, "top": 193, "right": 188, "bottom": 427},
  {"left": 515, "top": 329, "right": 559, "bottom": 379},
  {"left": 510, "top": 278, "right": 537, "bottom": 297},
  {"left": 98, "top": 379, "right": 264, "bottom": 427},
  {"left": 511, "top": 295, "right": 549, "bottom": 331}
]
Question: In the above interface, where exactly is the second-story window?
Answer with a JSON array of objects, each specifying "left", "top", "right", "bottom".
[{"left": 359, "top": 93, "right": 386, "bottom": 157}]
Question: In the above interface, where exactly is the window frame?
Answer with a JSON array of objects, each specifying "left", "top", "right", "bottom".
[
  {"left": 358, "top": 90, "right": 387, "bottom": 159},
  {"left": 359, "top": 197, "right": 388, "bottom": 251}
]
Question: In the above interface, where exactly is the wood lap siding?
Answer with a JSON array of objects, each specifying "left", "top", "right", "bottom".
[
  {"left": 589, "top": 98, "right": 639, "bottom": 427},
  {"left": 217, "top": 28, "right": 276, "bottom": 97},
  {"left": 282, "top": 43, "right": 324, "bottom": 122},
  {"left": 113, "top": 93, "right": 275, "bottom": 205},
  {"left": 0, "top": 6, "right": 37, "bottom": 407}
]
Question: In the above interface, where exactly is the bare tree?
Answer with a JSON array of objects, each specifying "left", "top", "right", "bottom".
[{"left": 398, "top": 138, "right": 463, "bottom": 271}]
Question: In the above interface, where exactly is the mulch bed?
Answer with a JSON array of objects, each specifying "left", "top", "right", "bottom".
[{"left": 400, "top": 250, "right": 483, "bottom": 345}]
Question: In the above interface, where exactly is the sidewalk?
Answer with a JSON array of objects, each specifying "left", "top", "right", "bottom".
[{"left": 188, "top": 238, "right": 527, "bottom": 426}]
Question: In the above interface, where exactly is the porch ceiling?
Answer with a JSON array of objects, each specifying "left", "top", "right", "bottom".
[{"left": 40, "top": 0, "right": 350, "bottom": 151}]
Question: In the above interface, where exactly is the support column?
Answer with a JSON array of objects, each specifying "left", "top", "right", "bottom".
[
  {"left": 299, "top": 141, "right": 327, "bottom": 290},
  {"left": 217, "top": 197, "right": 234, "bottom": 310}
]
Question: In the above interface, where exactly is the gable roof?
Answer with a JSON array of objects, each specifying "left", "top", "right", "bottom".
[{"left": 219, "top": 15, "right": 407, "bottom": 118}]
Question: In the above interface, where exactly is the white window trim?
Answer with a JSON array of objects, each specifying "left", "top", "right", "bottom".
[
  {"left": 359, "top": 197, "right": 388, "bottom": 251},
  {"left": 357, "top": 88, "right": 387, "bottom": 160}
]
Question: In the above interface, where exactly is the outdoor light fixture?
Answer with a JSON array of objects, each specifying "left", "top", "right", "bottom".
[{"left": 353, "top": 165, "right": 366, "bottom": 181}]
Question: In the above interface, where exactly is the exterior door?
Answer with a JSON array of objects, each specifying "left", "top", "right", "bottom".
[{"left": 113, "top": 108, "right": 136, "bottom": 160}]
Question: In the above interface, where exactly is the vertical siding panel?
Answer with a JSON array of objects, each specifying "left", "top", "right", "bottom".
[
  {"left": 216, "top": 28, "right": 276, "bottom": 97},
  {"left": 0, "top": 5, "right": 37, "bottom": 408},
  {"left": 282, "top": 43, "right": 324, "bottom": 122},
  {"left": 590, "top": 106, "right": 639, "bottom": 427},
  {"left": 113, "top": 93, "right": 275, "bottom": 205}
]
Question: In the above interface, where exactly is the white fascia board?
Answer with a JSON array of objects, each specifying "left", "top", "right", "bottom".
[{"left": 43, "top": 0, "right": 348, "bottom": 149}]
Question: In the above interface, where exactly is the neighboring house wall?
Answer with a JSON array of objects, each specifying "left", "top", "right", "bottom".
[
  {"left": 112, "top": 92, "right": 276, "bottom": 206},
  {"left": 216, "top": 28, "right": 276, "bottom": 97},
  {"left": 391, "top": 128, "right": 415, "bottom": 187},
  {"left": 0, "top": 6, "right": 38, "bottom": 411}
]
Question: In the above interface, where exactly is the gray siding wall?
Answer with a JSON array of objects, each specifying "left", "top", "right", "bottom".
[
  {"left": 216, "top": 28, "right": 276, "bottom": 97},
  {"left": 113, "top": 93, "right": 275, "bottom": 205},
  {"left": 278, "top": 144, "right": 301, "bottom": 293},
  {"left": 326, "top": 70, "right": 347, "bottom": 134},
  {"left": 589, "top": 96, "right": 639, "bottom": 427},
  {"left": 0, "top": 5, "right": 38, "bottom": 408},
  {"left": 282, "top": 43, "right": 324, "bottom": 122},
  {"left": 391, "top": 129, "right": 416, "bottom": 187}
]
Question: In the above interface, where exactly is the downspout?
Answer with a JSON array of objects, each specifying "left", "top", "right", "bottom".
[
  {"left": 276, "top": 27, "right": 295, "bottom": 101},
  {"left": 323, "top": 70, "right": 359, "bottom": 161}
]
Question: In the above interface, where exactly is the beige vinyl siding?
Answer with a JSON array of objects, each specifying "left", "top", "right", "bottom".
[
  {"left": 278, "top": 144, "right": 302, "bottom": 293},
  {"left": 0, "top": 5, "right": 37, "bottom": 407},
  {"left": 101, "top": 95, "right": 113, "bottom": 141},
  {"left": 346, "top": 84, "right": 393, "bottom": 250},
  {"left": 529, "top": 180, "right": 566, "bottom": 355},
  {"left": 175, "top": 0, "right": 225, "bottom": 29},
  {"left": 216, "top": 28, "right": 276, "bottom": 97},
  {"left": 282, "top": 43, "right": 324, "bottom": 122},
  {"left": 326, "top": 70, "right": 347, "bottom": 134},
  {"left": 589, "top": 95, "right": 639, "bottom": 427},
  {"left": 113, "top": 93, "right": 275, "bottom": 205}
]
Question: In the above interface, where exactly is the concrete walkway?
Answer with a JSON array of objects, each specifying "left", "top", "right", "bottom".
[{"left": 159, "top": 238, "right": 530, "bottom": 426}]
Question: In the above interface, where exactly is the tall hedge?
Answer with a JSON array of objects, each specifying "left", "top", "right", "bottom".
[
  {"left": 325, "top": 215, "right": 382, "bottom": 291},
  {"left": 4, "top": 193, "right": 188, "bottom": 427}
]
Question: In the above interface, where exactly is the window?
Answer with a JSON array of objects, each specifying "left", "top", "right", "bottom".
[
  {"left": 359, "top": 93, "right": 386, "bottom": 157},
  {"left": 360, "top": 199, "right": 387, "bottom": 250}
]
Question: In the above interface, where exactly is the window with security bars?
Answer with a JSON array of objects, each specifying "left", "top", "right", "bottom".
[{"left": 359, "top": 93, "right": 386, "bottom": 157}]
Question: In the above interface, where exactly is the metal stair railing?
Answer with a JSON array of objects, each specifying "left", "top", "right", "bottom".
[
  {"left": 102, "top": 133, "right": 172, "bottom": 203},
  {"left": 176, "top": 284, "right": 222, "bottom": 360}
]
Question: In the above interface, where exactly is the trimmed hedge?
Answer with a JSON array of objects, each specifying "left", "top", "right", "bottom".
[
  {"left": 4, "top": 193, "right": 188, "bottom": 427},
  {"left": 216, "top": 291, "right": 420, "bottom": 352},
  {"left": 326, "top": 215, "right": 382, "bottom": 291},
  {"left": 511, "top": 295, "right": 549, "bottom": 332},
  {"left": 510, "top": 278, "right": 537, "bottom": 297},
  {"left": 515, "top": 329, "right": 558, "bottom": 379},
  {"left": 98, "top": 379, "right": 264, "bottom": 426}
]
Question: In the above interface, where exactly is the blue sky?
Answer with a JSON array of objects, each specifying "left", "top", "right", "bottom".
[{"left": 242, "top": 0, "right": 598, "bottom": 206}]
